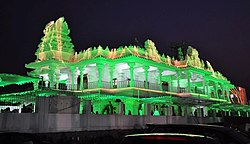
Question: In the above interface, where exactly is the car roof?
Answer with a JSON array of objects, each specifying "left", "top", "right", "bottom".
[
  {"left": 122, "top": 133, "right": 220, "bottom": 144},
  {"left": 125, "top": 133, "right": 207, "bottom": 138},
  {"left": 145, "top": 123, "right": 250, "bottom": 143},
  {"left": 146, "top": 123, "right": 224, "bottom": 128}
]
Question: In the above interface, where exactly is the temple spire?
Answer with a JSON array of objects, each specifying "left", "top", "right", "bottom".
[{"left": 35, "top": 17, "right": 75, "bottom": 61}]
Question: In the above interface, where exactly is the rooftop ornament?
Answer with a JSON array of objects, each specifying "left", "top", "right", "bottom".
[{"left": 33, "top": 17, "right": 228, "bottom": 81}]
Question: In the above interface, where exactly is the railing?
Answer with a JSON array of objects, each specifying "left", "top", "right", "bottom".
[
  {"left": 40, "top": 81, "right": 208, "bottom": 96},
  {"left": 88, "top": 81, "right": 98, "bottom": 89},
  {"left": 102, "top": 81, "right": 110, "bottom": 89},
  {"left": 117, "top": 80, "right": 130, "bottom": 88},
  {"left": 190, "top": 88, "right": 205, "bottom": 94},
  {"left": 148, "top": 83, "right": 161, "bottom": 90},
  {"left": 134, "top": 80, "right": 145, "bottom": 88},
  {"left": 170, "top": 87, "right": 178, "bottom": 93},
  {"left": 170, "top": 87, "right": 188, "bottom": 93}
]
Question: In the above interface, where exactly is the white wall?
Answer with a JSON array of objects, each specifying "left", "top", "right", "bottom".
[{"left": 0, "top": 113, "right": 222, "bottom": 133}]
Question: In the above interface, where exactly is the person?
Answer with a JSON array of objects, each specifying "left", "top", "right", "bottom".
[
  {"left": 153, "top": 105, "right": 160, "bottom": 116},
  {"left": 138, "top": 104, "right": 143, "bottom": 115},
  {"left": 139, "top": 109, "right": 143, "bottom": 116},
  {"left": 108, "top": 101, "right": 114, "bottom": 114},
  {"left": 103, "top": 101, "right": 114, "bottom": 114},
  {"left": 153, "top": 109, "right": 160, "bottom": 116},
  {"left": 128, "top": 110, "right": 132, "bottom": 115}
]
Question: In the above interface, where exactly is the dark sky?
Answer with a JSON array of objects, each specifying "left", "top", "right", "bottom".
[{"left": 1, "top": 1, "right": 250, "bottom": 99}]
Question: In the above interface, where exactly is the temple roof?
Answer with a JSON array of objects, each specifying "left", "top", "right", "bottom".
[
  {"left": 27, "top": 17, "right": 228, "bottom": 81},
  {"left": 0, "top": 73, "right": 39, "bottom": 87}
]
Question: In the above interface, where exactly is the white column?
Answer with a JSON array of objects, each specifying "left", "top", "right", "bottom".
[
  {"left": 128, "top": 63, "right": 135, "bottom": 87},
  {"left": 109, "top": 65, "right": 114, "bottom": 88},
  {"left": 48, "top": 68, "right": 55, "bottom": 89},
  {"left": 187, "top": 72, "right": 191, "bottom": 93},
  {"left": 97, "top": 64, "right": 104, "bottom": 88},
  {"left": 85, "top": 100, "right": 92, "bottom": 115},
  {"left": 167, "top": 106, "right": 173, "bottom": 116},
  {"left": 79, "top": 67, "right": 84, "bottom": 90},
  {"left": 145, "top": 104, "right": 151, "bottom": 116},
  {"left": 158, "top": 69, "right": 163, "bottom": 91},
  {"left": 70, "top": 67, "right": 76, "bottom": 90},
  {"left": 144, "top": 66, "right": 149, "bottom": 88},
  {"left": 118, "top": 102, "right": 124, "bottom": 115},
  {"left": 184, "top": 105, "right": 191, "bottom": 116}
]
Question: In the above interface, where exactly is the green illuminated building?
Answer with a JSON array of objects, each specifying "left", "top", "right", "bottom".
[{"left": 0, "top": 17, "right": 249, "bottom": 132}]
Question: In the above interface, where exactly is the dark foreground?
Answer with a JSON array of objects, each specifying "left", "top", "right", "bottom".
[
  {"left": 1, "top": 122, "right": 250, "bottom": 144},
  {"left": 0, "top": 129, "right": 142, "bottom": 144}
]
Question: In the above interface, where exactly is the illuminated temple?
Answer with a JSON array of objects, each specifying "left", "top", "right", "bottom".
[{"left": 0, "top": 17, "right": 249, "bottom": 132}]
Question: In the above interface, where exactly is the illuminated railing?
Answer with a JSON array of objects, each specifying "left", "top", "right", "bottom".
[
  {"left": 171, "top": 87, "right": 178, "bottom": 93},
  {"left": 148, "top": 83, "right": 160, "bottom": 90},
  {"left": 117, "top": 80, "right": 130, "bottom": 88},
  {"left": 134, "top": 80, "right": 145, "bottom": 88},
  {"left": 102, "top": 81, "right": 110, "bottom": 88},
  {"left": 88, "top": 81, "right": 98, "bottom": 89},
  {"left": 62, "top": 84, "right": 78, "bottom": 90},
  {"left": 49, "top": 81, "right": 206, "bottom": 95},
  {"left": 170, "top": 87, "right": 187, "bottom": 93},
  {"left": 196, "top": 89, "right": 205, "bottom": 94},
  {"left": 190, "top": 88, "right": 205, "bottom": 94}
]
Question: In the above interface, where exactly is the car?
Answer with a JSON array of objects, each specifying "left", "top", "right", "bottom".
[
  {"left": 144, "top": 124, "right": 250, "bottom": 144},
  {"left": 120, "top": 133, "right": 221, "bottom": 144}
]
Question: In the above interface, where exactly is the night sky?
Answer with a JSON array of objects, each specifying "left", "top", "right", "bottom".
[{"left": 1, "top": 1, "right": 250, "bottom": 99}]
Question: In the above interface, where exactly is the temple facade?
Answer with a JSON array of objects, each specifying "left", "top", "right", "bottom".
[{"left": 0, "top": 17, "right": 249, "bottom": 132}]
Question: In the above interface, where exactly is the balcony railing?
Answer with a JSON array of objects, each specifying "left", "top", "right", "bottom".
[
  {"left": 117, "top": 80, "right": 130, "bottom": 88},
  {"left": 40, "top": 81, "right": 207, "bottom": 96},
  {"left": 134, "top": 80, "right": 145, "bottom": 88}
]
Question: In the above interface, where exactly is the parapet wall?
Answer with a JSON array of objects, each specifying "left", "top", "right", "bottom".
[{"left": 0, "top": 113, "right": 221, "bottom": 133}]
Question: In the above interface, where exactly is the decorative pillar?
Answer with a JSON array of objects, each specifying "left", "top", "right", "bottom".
[
  {"left": 145, "top": 103, "right": 151, "bottom": 116},
  {"left": 144, "top": 66, "right": 149, "bottom": 89},
  {"left": 187, "top": 72, "right": 191, "bottom": 93},
  {"left": 109, "top": 64, "right": 114, "bottom": 88},
  {"left": 206, "top": 79, "right": 211, "bottom": 97},
  {"left": 118, "top": 102, "right": 124, "bottom": 115},
  {"left": 79, "top": 98, "right": 84, "bottom": 114},
  {"left": 48, "top": 66, "right": 55, "bottom": 89},
  {"left": 238, "top": 111, "right": 241, "bottom": 117},
  {"left": 221, "top": 84, "right": 225, "bottom": 100},
  {"left": 97, "top": 63, "right": 104, "bottom": 88},
  {"left": 70, "top": 67, "right": 76, "bottom": 90},
  {"left": 204, "top": 106, "right": 209, "bottom": 117},
  {"left": 214, "top": 82, "right": 218, "bottom": 98},
  {"left": 197, "top": 107, "right": 203, "bottom": 117},
  {"left": 85, "top": 100, "right": 92, "bottom": 115},
  {"left": 167, "top": 105, "right": 173, "bottom": 116},
  {"left": 184, "top": 105, "right": 191, "bottom": 116},
  {"left": 45, "top": 81, "right": 49, "bottom": 88},
  {"left": 169, "top": 75, "right": 173, "bottom": 92},
  {"left": 55, "top": 73, "right": 60, "bottom": 89},
  {"left": 177, "top": 71, "right": 180, "bottom": 92},
  {"left": 33, "top": 80, "right": 39, "bottom": 90},
  {"left": 158, "top": 69, "right": 163, "bottom": 91},
  {"left": 79, "top": 67, "right": 84, "bottom": 90},
  {"left": 202, "top": 76, "right": 206, "bottom": 94},
  {"left": 226, "top": 87, "right": 231, "bottom": 102},
  {"left": 128, "top": 62, "right": 135, "bottom": 87},
  {"left": 204, "top": 77, "right": 209, "bottom": 95}
]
